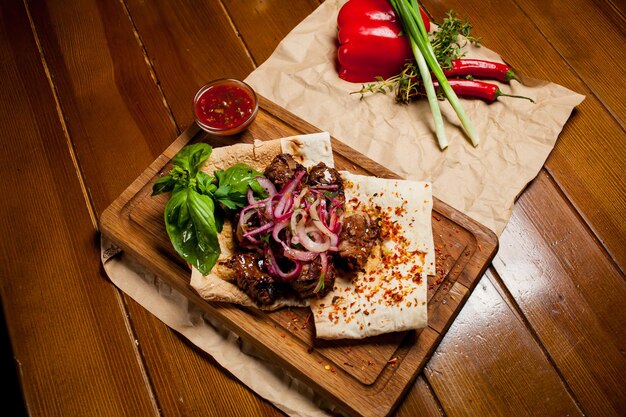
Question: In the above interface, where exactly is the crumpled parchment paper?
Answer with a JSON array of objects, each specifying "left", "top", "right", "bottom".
[
  {"left": 245, "top": 0, "right": 584, "bottom": 235},
  {"left": 101, "top": 0, "right": 584, "bottom": 415}
]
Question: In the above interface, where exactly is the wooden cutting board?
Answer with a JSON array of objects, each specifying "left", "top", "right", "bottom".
[{"left": 100, "top": 96, "right": 498, "bottom": 417}]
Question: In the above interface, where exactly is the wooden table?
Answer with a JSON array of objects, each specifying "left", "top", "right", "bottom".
[{"left": 0, "top": 0, "right": 624, "bottom": 416}]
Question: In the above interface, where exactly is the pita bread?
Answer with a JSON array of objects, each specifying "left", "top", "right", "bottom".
[
  {"left": 310, "top": 173, "right": 431, "bottom": 339},
  {"left": 189, "top": 132, "right": 433, "bottom": 339}
]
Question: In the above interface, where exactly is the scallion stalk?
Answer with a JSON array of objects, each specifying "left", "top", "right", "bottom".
[
  {"left": 391, "top": 0, "right": 480, "bottom": 147},
  {"left": 393, "top": 0, "right": 448, "bottom": 149}
]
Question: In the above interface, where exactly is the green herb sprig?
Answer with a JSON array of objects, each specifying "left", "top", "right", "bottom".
[
  {"left": 354, "top": 8, "right": 480, "bottom": 148},
  {"left": 152, "top": 143, "right": 265, "bottom": 275}
]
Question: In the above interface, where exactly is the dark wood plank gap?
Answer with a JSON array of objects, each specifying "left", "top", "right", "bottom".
[
  {"left": 118, "top": 0, "right": 181, "bottom": 134},
  {"left": 22, "top": 0, "right": 98, "bottom": 229},
  {"left": 218, "top": 0, "right": 260, "bottom": 68}
]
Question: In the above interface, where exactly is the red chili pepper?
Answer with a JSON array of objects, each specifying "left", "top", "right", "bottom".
[
  {"left": 435, "top": 79, "right": 534, "bottom": 103},
  {"left": 443, "top": 59, "right": 519, "bottom": 82},
  {"left": 337, "top": 0, "right": 430, "bottom": 83}
]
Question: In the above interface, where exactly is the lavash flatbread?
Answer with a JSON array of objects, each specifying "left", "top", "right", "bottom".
[
  {"left": 190, "top": 132, "right": 333, "bottom": 310},
  {"left": 189, "top": 132, "right": 433, "bottom": 339},
  {"left": 310, "top": 173, "right": 432, "bottom": 339}
]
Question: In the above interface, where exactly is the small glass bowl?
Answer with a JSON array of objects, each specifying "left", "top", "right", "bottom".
[{"left": 193, "top": 79, "right": 259, "bottom": 136}]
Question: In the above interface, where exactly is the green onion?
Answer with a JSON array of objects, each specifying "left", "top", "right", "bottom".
[{"left": 390, "top": 0, "right": 480, "bottom": 147}]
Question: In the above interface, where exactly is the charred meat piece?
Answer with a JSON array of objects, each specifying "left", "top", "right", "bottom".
[
  {"left": 226, "top": 253, "right": 279, "bottom": 306},
  {"left": 307, "top": 162, "right": 342, "bottom": 188},
  {"left": 291, "top": 257, "right": 335, "bottom": 299},
  {"left": 337, "top": 213, "right": 380, "bottom": 271},
  {"left": 263, "top": 153, "right": 306, "bottom": 191},
  {"left": 308, "top": 162, "right": 345, "bottom": 212}
]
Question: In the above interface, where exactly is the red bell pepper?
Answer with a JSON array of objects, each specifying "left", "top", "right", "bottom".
[{"left": 337, "top": 0, "right": 430, "bottom": 83}]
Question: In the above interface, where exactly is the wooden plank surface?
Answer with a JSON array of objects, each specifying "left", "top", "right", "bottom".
[
  {"left": 1, "top": 0, "right": 624, "bottom": 415},
  {"left": 0, "top": 0, "right": 157, "bottom": 415},
  {"left": 20, "top": 0, "right": 294, "bottom": 415}
]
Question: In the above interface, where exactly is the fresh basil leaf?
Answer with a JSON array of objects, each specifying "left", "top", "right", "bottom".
[
  {"left": 187, "top": 190, "right": 220, "bottom": 274},
  {"left": 214, "top": 163, "right": 266, "bottom": 209},
  {"left": 214, "top": 184, "right": 231, "bottom": 199},
  {"left": 215, "top": 195, "right": 240, "bottom": 211},
  {"left": 164, "top": 188, "right": 220, "bottom": 276},
  {"left": 213, "top": 205, "right": 225, "bottom": 234},
  {"left": 172, "top": 143, "right": 212, "bottom": 176},
  {"left": 195, "top": 171, "right": 216, "bottom": 195},
  {"left": 152, "top": 175, "right": 175, "bottom": 196},
  {"left": 164, "top": 188, "right": 188, "bottom": 229}
]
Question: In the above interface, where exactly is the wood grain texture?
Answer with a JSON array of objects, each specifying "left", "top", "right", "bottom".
[
  {"left": 514, "top": 0, "right": 625, "bottom": 125},
  {"left": 494, "top": 171, "right": 626, "bottom": 417},
  {"left": 425, "top": 272, "right": 584, "bottom": 417},
  {"left": 100, "top": 99, "right": 498, "bottom": 417},
  {"left": 123, "top": 0, "right": 257, "bottom": 128},
  {"left": 0, "top": 0, "right": 157, "bottom": 415},
  {"left": 222, "top": 0, "right": 321, "bottom": 65},
  {"left": 26, "top": 0, "right": 178, "bottom": 213},
  {"left": 119, "top": 279, "right": 281, "bottom": 417},
  {"left": 421, "top": 0, "right": 626, "bottom": 271},
  {"left": 22, "top": 0, "right": 296, "bottom": 415}
]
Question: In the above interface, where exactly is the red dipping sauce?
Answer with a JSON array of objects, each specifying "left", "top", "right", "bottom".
[{"left": 193, "top": 79, "right": 258, "bottom": 135}]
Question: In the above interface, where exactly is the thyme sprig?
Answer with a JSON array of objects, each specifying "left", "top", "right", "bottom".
[{"left": 431, "top": 11, "right": 481, "bottom": 69}]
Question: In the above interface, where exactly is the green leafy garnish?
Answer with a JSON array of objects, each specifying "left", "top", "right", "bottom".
[{"left": 152, "top": 143, "right": 265, "bottom": 275}]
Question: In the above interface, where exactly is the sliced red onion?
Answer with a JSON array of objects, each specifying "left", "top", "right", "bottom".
[
  {"left": 274, "top": 191, "right": 294, "bottom": 220},
  {"left": 309, "top": 200, "right": 339, "bottom": 247},
  {"left": 292, "top": 186, "right": 308, "bottom": 209},
  {"left": 298, "top": 224, "right": 331, "bottom": 252},
  {"left": 290, "top": 208, "right": 304, "bottom": 244},
  {"left": 264, "top": 245, "right": 302, "bottom": 281},
  {"left": 246, "top": 188, "right": 256, "bottom": 205},
  {"left": 256, "top": 176, "right": 277, "bottom": 197},
  {"left": 238, "top": 206, "right": 264, "bottom": 243},
  {"left": 280, "top": 169, "right": 306, "bottom": 194},
  {"left": 243, "top": 221, "right": 274, "bottom": 238},
  {"left": 272, "top": 218, "right": 290, "bottom": 243},
  {"left": 281, "top": 243, "right": 319, "bottom": 262}
]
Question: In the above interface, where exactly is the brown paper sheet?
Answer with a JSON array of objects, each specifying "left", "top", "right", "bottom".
[
  {"left": 245, "top": 0, "right": 585, "bottom": 235},
  {"left": 101, "top": 1, "right": 584, "bottom": 415}
]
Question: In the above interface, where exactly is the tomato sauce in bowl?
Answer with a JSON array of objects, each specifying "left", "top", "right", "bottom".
[{"left": 193, "top": 79, "right": 258, "bottom": 135}]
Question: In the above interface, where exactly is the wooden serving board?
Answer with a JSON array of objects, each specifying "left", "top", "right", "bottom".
[{"left": 100, "top": 96, "right": 498, "bottom": 417}]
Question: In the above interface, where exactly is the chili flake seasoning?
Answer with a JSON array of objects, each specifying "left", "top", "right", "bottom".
[{"left": 309, "top": 173, "right": 434, "bottom": 339}]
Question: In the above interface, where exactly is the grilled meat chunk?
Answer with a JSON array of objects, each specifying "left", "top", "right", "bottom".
[
  {"left": 337, "top": 213, "right": 380, "bottom": 271},
  {"left": 263, "top": 153, "right": 306, "bottom": 191},
  {"left": 307, "top": 162, "right": 342, "bottom": 187},
  {"left": 291, "top": 257, "right": 335, "bottom": 299},
  {"left": 308, "top": 162, "right": 345, "bottom": 212},
  {"left": 226, "top": 253, "right": 279, "bottom": 306}
]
